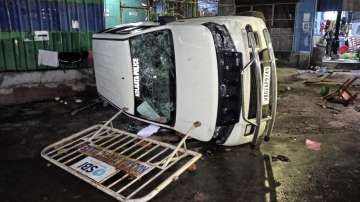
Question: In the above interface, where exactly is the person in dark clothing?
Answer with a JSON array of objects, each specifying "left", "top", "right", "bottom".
[
  {"left": 340, "top": 17, "right": 349, "bottom": 37},
  {"left": 324, "top": 20, "right": 334, "bottom": 58}
]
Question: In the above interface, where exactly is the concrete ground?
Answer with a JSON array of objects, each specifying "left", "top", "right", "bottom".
[{"left": 1, "top": 68, "right": 359, "bottom": 202}]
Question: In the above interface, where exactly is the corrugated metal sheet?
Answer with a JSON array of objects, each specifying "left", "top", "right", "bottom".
[{"left": 0, "top": 0, "right": 104, "bottom": 72}]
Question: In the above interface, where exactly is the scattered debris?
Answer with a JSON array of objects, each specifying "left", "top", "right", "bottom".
[
  {"left": 292, "top": 68, "right": 353, "bottom": 86},
  {"left": 150, "top": 132, "right": 181, "bottom": 143},
  {"left": 194, "top": 192, "right": 208, "bottom": 202},
  {"left": 206, "top": 150, "right": 214, "bottom": 156},
  {"left": 305, "top": 139, "right": 321, "bottom": 151},
  {"left": 324, "top": 77, "right": 358, "bottom": 106},
  {"left": 354, "top": 105, "right": 360, "bottom": 112},
  {"left": 74, "top": 98, "right": 83, "bottom": 103},
  {"left": 272, "top": 155, "right": 290, "bottom": 162},
  {"left": 319, "top": 85, "right": 330, "bottom": 96},
  {"left": 286, "top": 86, "right": 292, "bottom": 91},
  {"left": 55, "top": 97, "right": 85, "bottom": 106},
  {"left": 127, "top": 122, "right": 144, "bottom": 133},
  {"left": 328, "top": 121, "right": 347, "bottom": 128},
  {"left": 303, "top": 72, "right": 334, "bottom": 86},
  {"left": 225, "top": 148, "right": 232, "bottom": 152},
  {"left": 70, "top": 99, "right": 101, "bottom": 116},
  {"left": 72, "top": 195, "right": 81, "bottom": 199},
  {"left": 137, "top": 125, "right": 160, "bottom": 138},
  {"left": 317, "top": 66, "right": 328, "bottom": 74},
  {"left": 316, "top": 103, "right": 341, "bottom": 112},
  {"left": 187, "top": 163, "right": 198, "bottom": 172},
  {"left": 309, "top": 66, "right": 328, "bottom": 74},
  {"left": 308, "top": 66, "right": 350, "bottom": 74}
]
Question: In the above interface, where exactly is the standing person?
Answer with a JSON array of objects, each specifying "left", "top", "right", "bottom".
[
  {"left": 340, "top": 17, "right": 349, "bottom": 37},
  {"left": 324, "top": 20, "right": 334, "bottom": 59},
  {"left": 339, "top": 17, "right": 350, "bottom": 54}
]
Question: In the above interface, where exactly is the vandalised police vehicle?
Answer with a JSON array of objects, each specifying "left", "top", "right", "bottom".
[
  {"left": 41, "top": 16, "right": 277, "bottom": 202},
  {"left": 93, "top": 16, "right": 277, "bottom": 146}
]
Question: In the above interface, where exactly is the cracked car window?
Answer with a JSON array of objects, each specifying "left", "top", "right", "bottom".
[{"left": 129, "top": 30, "right": 176, "bottom": 124}]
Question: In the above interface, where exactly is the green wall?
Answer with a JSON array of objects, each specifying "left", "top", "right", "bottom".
[
  {"left": 104, "top": 0, "right": 148, "bottom": 28},
  {"left": 0, "top": 32, "right": 93, "bottom": 71}
]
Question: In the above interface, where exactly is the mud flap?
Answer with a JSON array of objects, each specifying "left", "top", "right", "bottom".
[{"left": 41, "top": 110, "right": 202, "bottom": 202}]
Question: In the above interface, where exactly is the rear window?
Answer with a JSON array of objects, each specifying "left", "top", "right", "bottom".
[{"left": 129, "top": 30, "right": 176, "bottom": 124}]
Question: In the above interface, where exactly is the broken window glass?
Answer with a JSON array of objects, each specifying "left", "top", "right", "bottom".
[{"left": 129, "top": 30, "right": 176, "bottom": 124}]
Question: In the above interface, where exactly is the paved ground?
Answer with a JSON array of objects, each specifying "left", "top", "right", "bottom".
[{"left": 1, "top": 68, "right": 359, "bottom": 202}]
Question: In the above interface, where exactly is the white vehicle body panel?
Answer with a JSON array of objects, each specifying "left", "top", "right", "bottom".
[
  {"left": 93, "top": 16, "right": 275, "bottom": 146},
  {"left": 171, "top": 25, "right": 219, "bottom": 141},
  {"left": 93, "top": 40, "right": 135, "bottom": 114}
]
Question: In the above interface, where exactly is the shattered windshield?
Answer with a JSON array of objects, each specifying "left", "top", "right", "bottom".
[{"left": 129, "top": 30, "right": 176, "bottom": 124}]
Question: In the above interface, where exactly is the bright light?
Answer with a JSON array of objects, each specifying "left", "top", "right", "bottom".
[{"left": 323, "top": 11, "right": 338, "bottom": 20}]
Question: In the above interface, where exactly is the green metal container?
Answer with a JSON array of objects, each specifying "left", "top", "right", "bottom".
[{"left": 0, "top": 0, "right": 104, "bottom": 72}]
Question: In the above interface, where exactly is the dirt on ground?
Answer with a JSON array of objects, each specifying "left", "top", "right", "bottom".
[
  {"left": 0, "top": 67, "right": 359, "bottom": 202},
  {"left": 262, "top": 68, "right": 360, "bottom": 202}
]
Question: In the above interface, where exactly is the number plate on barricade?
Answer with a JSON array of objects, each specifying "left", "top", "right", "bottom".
[
  {"left": 75, "top": 144, "right": 153, "bottom": 178},
  {"left": 71, "top": 156, "right": 116, "bottom": 182}
]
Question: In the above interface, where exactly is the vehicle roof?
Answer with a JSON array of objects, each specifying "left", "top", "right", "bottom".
[
  {"left": 93, "top": 16, "right": 264, "bottom": 40},
  {"left": 168, "top": 16, "right": 264, "bottom": 25}
]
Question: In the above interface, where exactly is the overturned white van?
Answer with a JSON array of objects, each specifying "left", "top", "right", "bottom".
[{"left": 92, "top": 16, "right": 277, "bottom": 146}]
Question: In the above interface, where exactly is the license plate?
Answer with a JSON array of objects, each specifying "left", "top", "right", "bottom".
[
  {"left": 71, "top": 156, "right": 116, "bottom": 182},
  {"left": 262, "top": 66, "right": 271, "bottom": 105}
]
